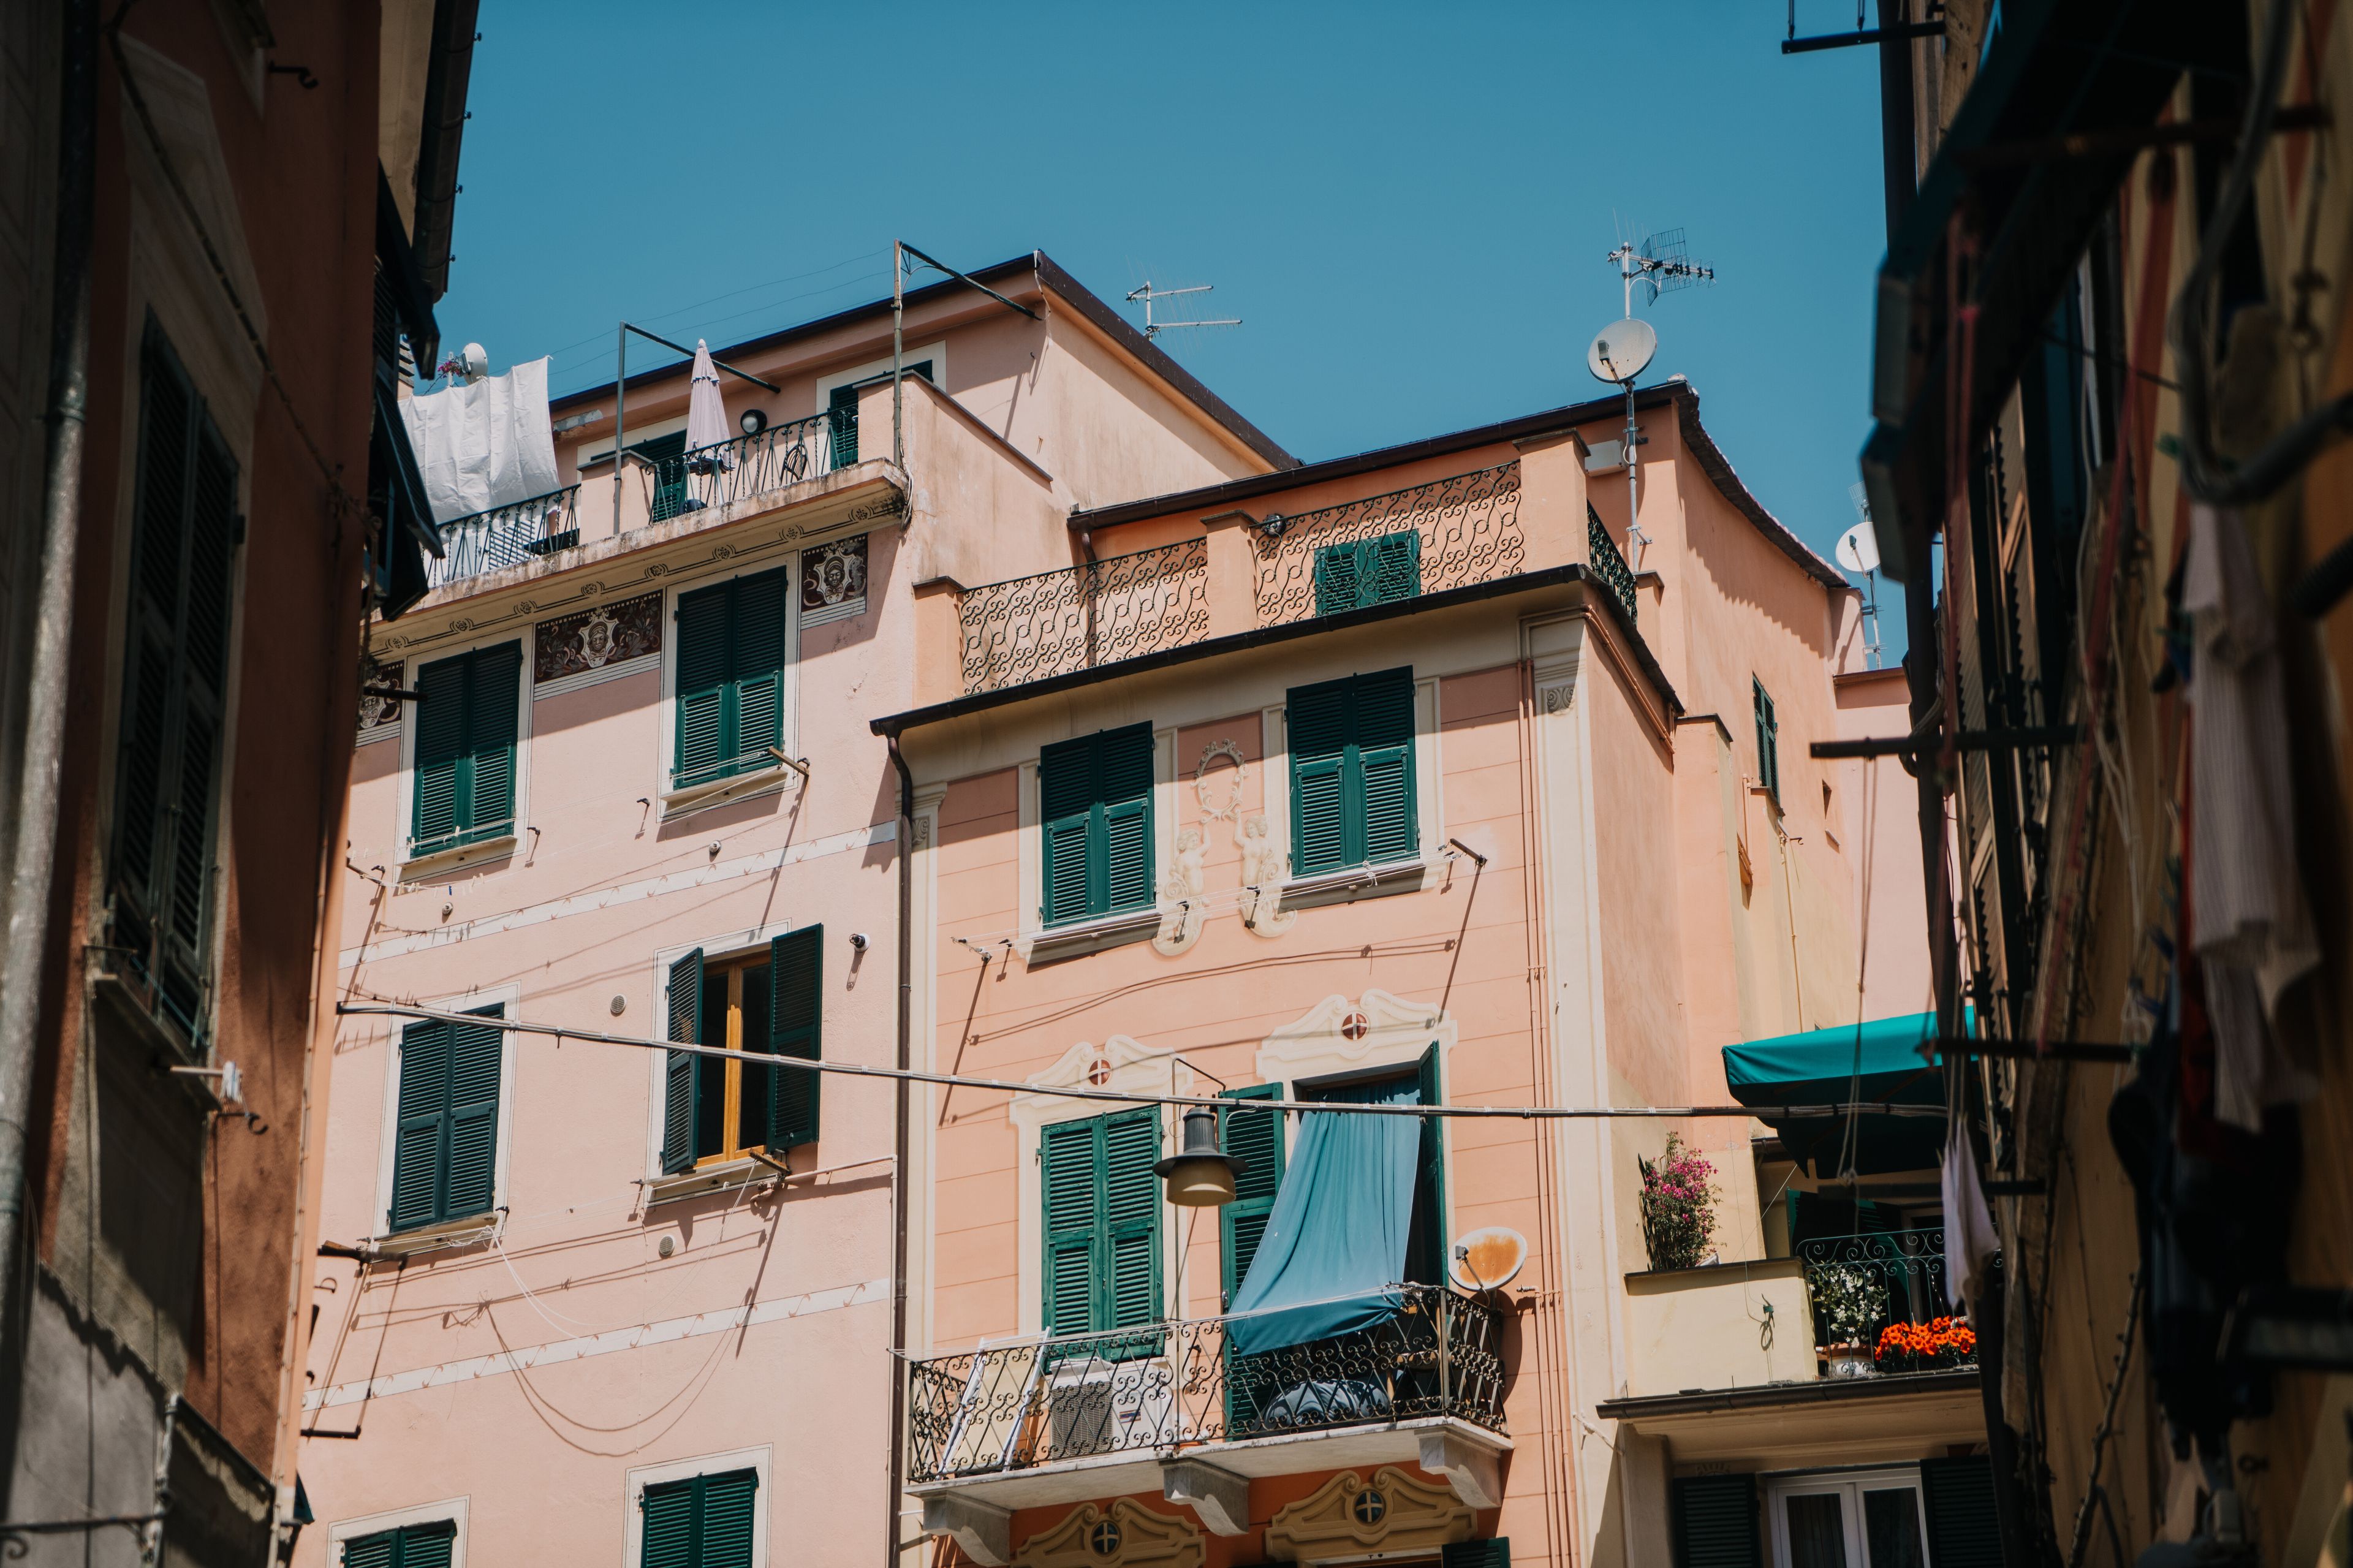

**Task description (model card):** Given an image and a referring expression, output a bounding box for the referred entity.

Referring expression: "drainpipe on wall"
[885,737,916,1568]
[0,0,97,1397]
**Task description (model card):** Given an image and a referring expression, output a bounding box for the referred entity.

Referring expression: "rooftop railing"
[639,407,838,523]
[904,1284,1505,1484]
[1251,461,1524,627]
[1587,503,1637,624]
[428,486,582,589]
[958,537,1209,697]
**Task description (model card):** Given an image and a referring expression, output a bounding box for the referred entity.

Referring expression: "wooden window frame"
[693,950,771,1170]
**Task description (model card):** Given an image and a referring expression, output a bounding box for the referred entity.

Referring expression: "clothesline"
[335,1002,1948,1123]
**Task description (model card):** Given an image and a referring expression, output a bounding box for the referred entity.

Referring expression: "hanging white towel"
[2182,502,2319,1131]
[398,355,560,524]
[1941,1119,1998,1314]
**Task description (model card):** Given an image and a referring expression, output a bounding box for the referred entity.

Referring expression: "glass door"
[1767,1469,1928,1568]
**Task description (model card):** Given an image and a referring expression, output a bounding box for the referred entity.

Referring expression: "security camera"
[849,932,871,952]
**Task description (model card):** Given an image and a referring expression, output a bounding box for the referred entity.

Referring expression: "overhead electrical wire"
[336,1001,1946,1124]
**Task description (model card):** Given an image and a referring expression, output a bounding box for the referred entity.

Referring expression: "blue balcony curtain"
[1227,1081,1419,1355]
[1721,1012,1956,1176]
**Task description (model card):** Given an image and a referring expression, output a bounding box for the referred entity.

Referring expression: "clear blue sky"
[439,1,1904,651]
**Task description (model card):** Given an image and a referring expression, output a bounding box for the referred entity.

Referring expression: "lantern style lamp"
[1154,1107,1245,1207]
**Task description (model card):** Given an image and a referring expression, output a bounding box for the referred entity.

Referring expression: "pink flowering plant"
[1638,1132,1719,1271]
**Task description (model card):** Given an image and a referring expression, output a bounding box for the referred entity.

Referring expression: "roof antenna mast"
[1585,227,1716,570]
[1125,280,1240,341]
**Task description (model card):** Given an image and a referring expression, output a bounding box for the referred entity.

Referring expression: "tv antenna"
[1586,228,1717,569]
[1126,281,1240,341]
[1837,483,1884,668]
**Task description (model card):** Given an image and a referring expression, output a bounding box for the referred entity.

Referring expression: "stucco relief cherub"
[1153,825,1207,955]
[1237,812,1295,937]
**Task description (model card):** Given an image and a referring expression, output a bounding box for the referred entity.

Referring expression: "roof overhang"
[1860,0,2219,585]
[1597,1369,1985,1466]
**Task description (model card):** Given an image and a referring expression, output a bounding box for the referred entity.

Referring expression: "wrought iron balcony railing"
[958,537,1209,697]
[905,1285,1506,1483]
[638,408,838,524]
[428,485,583,589]
[1252,463,1525,627]
[1587,503,1637,624]
[1797,1227,1968,1358]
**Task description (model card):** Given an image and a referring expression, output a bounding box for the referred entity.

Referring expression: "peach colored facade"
[886,380,1952,1568]
[298,257,1289,1567]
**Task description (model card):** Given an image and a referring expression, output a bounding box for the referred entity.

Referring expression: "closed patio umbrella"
[682,341,732,506]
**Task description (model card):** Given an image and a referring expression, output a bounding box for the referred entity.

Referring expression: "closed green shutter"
[698,1469,759,1568]
[341,1521,453,1568]
[1672,1474,1760,1568]
[634,431,689,523]
[673,566,792,790]
[1037,725,1155,925]
[1753,679,1780,801]
[661,949,703,1175]
[829,382,860,468]
[341,1532,396,1568]
[1920,1458,2003,1568]
[641,1469,758,1568]
[1313,531,1420,615]
[388,1007,502,1232]
[1411,1042,1447,1285]
[1287,667,1417,876]
[640,1477,697,1568]
[1219,1085,1286,1305]
[1441,1542,1511,1568]
[1040,1108,1162,1336]
[411,642,520,854]
[112,320,240,1042]
[767,925,822,1148]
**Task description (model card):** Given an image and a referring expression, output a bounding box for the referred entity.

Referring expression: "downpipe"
[885,738,915,1567]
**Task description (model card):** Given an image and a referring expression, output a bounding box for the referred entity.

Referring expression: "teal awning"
[1722,1012,1949,1176]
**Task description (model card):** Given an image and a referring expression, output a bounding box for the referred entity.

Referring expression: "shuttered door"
[1920,1457,2003,1568]
[1288,668,1417,876]
[112,321,240,1040]
[387,1007,503,1231]
[1441,1542,1511,1568]
[411,643,520,853]
[1221,1083,1285,1430]
[1040,1108,1162,1336]
[661,949,703,1174]
[767,925,822,1148]
[673,567,792,790]
[1672,1474,1760,1568]
[829,382,860,468]
[1037,725,1155,925]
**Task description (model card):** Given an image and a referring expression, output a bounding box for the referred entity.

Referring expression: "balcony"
[1797,1228,1976,1372]
[424,409,841,593]
[958,538,1208,695]
[1249,462,1525,626]
[904,1286,1510,1554]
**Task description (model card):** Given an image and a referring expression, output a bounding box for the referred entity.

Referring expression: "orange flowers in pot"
[1873,1316,1977,1369]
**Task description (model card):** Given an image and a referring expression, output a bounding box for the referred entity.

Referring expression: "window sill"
[661,763,795,823]
[1019,906,1163,966]
[1278,858,1428,912]
[371,1210,499,1258]
[645,1156,779,1206]
[400,833,517,881]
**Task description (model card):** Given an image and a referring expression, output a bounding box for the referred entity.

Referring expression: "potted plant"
[1805,1262,1890,1377]
[1873,1316,1977,1373]
[1637,1134,1719,1271]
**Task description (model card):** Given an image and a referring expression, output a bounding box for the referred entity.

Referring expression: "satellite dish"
[457,343,489,382]
[1836,520,1881,577]
[1449,1225,1528,1292]
[1586,317,1657,385]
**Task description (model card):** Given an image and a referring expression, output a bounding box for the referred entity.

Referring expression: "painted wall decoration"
[357,653,403,738]
[1262,1466,1473,1562]
[1014,1499,1202,1568]
[801,532,868,627]
[534,591,662,683]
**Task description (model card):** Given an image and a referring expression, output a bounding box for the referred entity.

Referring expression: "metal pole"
[613,322,624,537]
[891,241,904,474]
[0,0,96,1418]
[1624,380,1643,569]
[884,740,915,1568]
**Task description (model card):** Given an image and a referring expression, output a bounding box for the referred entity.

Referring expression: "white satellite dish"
[1836,520,1882,577]
[1449,1225,1528,1292]
[1586,317,1657,385]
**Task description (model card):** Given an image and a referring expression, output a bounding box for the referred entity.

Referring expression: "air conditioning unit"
[1047,1358,1177,1457]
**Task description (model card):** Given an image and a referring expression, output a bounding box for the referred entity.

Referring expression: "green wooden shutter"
[1920,1457,2003,1568]
[698,1469,759,1568]
[730,567,789,771]
[1102,1107,1162,1331]
[1288,678,1351,876]
[388,1018,449,1231]
[465,643,521,836]
[410,655,467,846]
[1753,679,1780,801]
[661,949,703,1175]
[1672,1474,1760,1568]
[1356,667,1418,866]
[1313,542,1362,615]
[1040,733,1099,926]
[640,1477,697,1568]
[341,1530,396,1568]
[1098,725,1155,914]
[768,925,822,1148]
[411,644,519,853]
[1441,1542,1511,1568]
[1412,1042,1447,1285]
[675,584,731,787]
[829,382,860,467]
[395,1523,455,1568]
[1040,1118,1099,1336]
[1219,1085,1286,1305]
[442,1012,504,1219]
[1312,532,1419,615]
[635,431,689,523]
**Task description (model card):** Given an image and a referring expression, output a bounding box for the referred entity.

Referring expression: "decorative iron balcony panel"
[1797,1227,1975,1362]
[959,538,1210,696]
[428,485,583,589]
[903,1284,1505,1484]
[637,408,838,523]
[1587,504,1637,624]
[1252,463,1524,627]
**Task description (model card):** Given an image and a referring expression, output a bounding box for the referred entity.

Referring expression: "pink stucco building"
[303,253,1965,1568]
